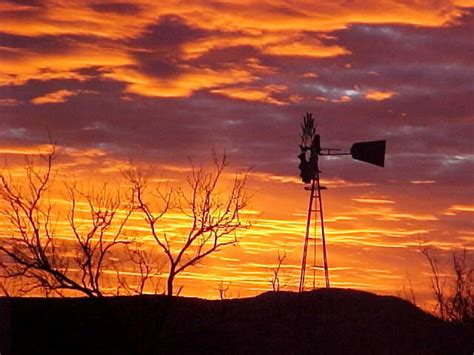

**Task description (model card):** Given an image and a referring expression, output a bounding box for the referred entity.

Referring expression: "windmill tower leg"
[299,169,330,291]
[315,169,330,288]
[299,179,316,292]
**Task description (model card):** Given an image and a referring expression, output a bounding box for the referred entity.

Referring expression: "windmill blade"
[300,113,316,148]
[350,140,386,167]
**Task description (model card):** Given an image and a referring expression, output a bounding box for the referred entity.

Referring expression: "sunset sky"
[0,0,473,303]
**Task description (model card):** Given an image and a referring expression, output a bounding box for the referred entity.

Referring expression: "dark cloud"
[132,15,208,48]
[324,10,474,67]
[0,1,45,19]
[72,66,111,77]
[4,0,44,6]
[1,1,473,300]
[0,32,118,57]
[128,15,210,78]
[0,76,123,102]
[0,32,74,54]
[129,53,182,78]
[192,45,260,68]
[236,11,474,159]
[0,6,472,193]
[89,2,142,15]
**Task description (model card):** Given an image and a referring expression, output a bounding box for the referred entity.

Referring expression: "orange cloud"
[107,66,255,98]
[0,98,21,106]
[445,204,474,215]
[410,180,437,184]
[1,1,467,39]
[212,85,290,105]
[332,95,352,103]
[31,90,77,105]
[352,197,395,204]
[0,0,472,302]
[0,42,131,86]
[262,39,349,58]
[61,147,107,158]
[0,144,55,155]
[0,0,469,103]
[252,172,375,188]
[365,90,397,101]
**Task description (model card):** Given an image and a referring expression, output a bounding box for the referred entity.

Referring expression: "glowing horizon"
[0,1,472,309]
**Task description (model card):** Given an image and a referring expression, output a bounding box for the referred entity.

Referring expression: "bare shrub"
[419,242,473,323]
[270,249,288,292]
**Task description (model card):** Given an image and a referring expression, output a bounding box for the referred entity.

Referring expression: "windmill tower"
[297,113,386,291]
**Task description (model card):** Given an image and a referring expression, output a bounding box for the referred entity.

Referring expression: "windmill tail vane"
[297,112,386,292]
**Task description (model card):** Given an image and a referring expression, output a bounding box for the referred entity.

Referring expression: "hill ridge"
[1,288,472,354]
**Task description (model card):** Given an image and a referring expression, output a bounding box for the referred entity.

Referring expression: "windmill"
[297,113,386,291]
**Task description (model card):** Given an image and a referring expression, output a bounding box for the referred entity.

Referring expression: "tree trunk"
[167,267,175,296]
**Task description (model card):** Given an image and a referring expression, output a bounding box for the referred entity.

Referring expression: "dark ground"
[0,288,472,355]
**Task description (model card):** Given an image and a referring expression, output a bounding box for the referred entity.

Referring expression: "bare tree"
[400,272,417,306]
[449,249,473,322]
[65,183,132,296]
[114,242,163,295]
[0,150,132,297]
[419,242,473,322]
[128,153,250,296]
[214,280,232,300]
[0,279,11,297]
[420,243,446,319]
[270,249,287,292]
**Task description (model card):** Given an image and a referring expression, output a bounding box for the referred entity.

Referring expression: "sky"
[0,0,473,302]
